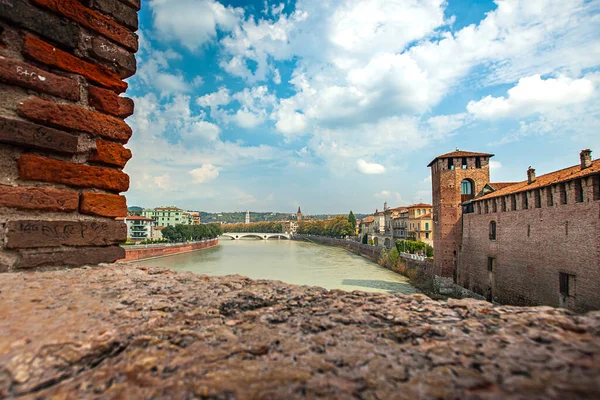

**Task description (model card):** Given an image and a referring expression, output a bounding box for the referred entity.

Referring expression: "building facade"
[430,149,600,312]
[407,204,433,246]
[142,206,186,227]
[117,216,155,241]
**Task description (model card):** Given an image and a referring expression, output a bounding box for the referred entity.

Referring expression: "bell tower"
[297,206,302,222]
[428,150,494,280]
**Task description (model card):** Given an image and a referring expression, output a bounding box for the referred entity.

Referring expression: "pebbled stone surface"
[0,264,598,399]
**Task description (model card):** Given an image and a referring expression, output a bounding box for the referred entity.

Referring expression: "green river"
[136,238,417,294]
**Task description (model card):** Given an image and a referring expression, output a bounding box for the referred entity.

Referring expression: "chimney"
[527,167,536,184]
[580,149,592,169]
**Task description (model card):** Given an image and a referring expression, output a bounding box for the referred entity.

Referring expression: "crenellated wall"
[0,0,140,270]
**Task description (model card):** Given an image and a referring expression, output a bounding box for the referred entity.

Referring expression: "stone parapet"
[0,264,598,398]
[0,0,139,270]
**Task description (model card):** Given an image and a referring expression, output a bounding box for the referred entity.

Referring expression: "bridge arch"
[220,232,292,241]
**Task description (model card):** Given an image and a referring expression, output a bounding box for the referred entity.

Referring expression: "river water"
[136,238,418,294]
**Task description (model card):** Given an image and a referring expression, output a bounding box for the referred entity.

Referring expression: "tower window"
[461,157,468,169]
[575,179,584,203]
[511,194,517,211]
[491,199,497,212]
[547,186,554,206]
[522,192,529,209]
[484,201,489,214]
[475,156,481,169]
[448,157,454,170]
[559,183,567,204]
[501,197,507,212]
[489,221,497,240]
[461,179,473,195]
[593,175,600,201]
[534,189,541,208]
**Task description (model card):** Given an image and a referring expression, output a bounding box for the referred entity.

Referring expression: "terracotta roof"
[360,216,375,224]
[489,182,518,190]
[408,203,432,208]
[417,213,432,219]
[476,158,600,201]
[385,206,407,213]
[154,206,182,211]
[428,150,494,167]
[154,226,165,231]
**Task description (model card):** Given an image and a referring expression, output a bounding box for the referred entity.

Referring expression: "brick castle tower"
[428,150,493,280]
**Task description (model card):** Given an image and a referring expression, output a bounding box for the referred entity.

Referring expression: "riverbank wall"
[119,239,219,262]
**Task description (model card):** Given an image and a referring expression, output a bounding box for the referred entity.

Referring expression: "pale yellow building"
[407,203,434,246]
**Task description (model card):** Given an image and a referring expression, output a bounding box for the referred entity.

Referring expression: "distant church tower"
[297,206,302,222]
[428,150,493,281]
[245,210,250,224]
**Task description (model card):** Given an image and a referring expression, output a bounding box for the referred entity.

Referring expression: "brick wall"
[459,175,600,312]
[120,239,220,262]
[0,0,139,270]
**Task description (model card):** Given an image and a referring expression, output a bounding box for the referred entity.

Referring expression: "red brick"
[0,55,80,101]
[0,185,79,212]
[80,192,127,217]
[5,220,127,248]
[23,35,127,93]
[88,86,134,118]
[32,0,138,52]
[89,139,131,168]
[18,246,125,268]
[92,0,138,31]
[0,117,79,154]
[90,37,136,79]
[0,0,80,50]
[118,0,140,11]
[18,154,129,192]
[18,97,132,143]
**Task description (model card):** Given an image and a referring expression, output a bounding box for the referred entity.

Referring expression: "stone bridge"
[221,232,292,240]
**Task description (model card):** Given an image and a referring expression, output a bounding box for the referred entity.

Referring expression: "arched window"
[489,221,497,240]
[461,179,474,195]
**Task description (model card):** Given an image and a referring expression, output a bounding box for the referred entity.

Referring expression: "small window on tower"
[492,199,497,213]
[511,194,517,211]
[489,221,497,240]
[501,197,507,212]
[448,157,454,170]
[547,186,554,206]
[462,157,468,169]
[522,192,529,209]
[534,189,541,208]
[475,156,481,169]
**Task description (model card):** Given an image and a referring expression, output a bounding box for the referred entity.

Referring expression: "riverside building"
[429,149,600,312]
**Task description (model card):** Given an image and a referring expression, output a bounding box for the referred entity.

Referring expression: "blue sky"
[124,0,600,214]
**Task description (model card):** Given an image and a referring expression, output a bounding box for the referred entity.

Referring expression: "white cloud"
[150,0,242,51]
[192,76,205,87]
[489,161,503,170]
[197,87,231,109]
[154,174,172,190]
[357,159,386,174]
[189,164,220,184]
[467,75,595,119]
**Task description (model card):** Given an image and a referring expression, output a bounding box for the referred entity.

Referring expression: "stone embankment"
[1,264,599,399]
[119,238,219,262]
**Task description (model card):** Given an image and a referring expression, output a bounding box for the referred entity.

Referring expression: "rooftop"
[476,157,600,201]
[428,150,494,167]
[117,216,154,221]
[408,203,432,209]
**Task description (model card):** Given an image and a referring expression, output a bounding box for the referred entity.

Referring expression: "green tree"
[348,211,357,234]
